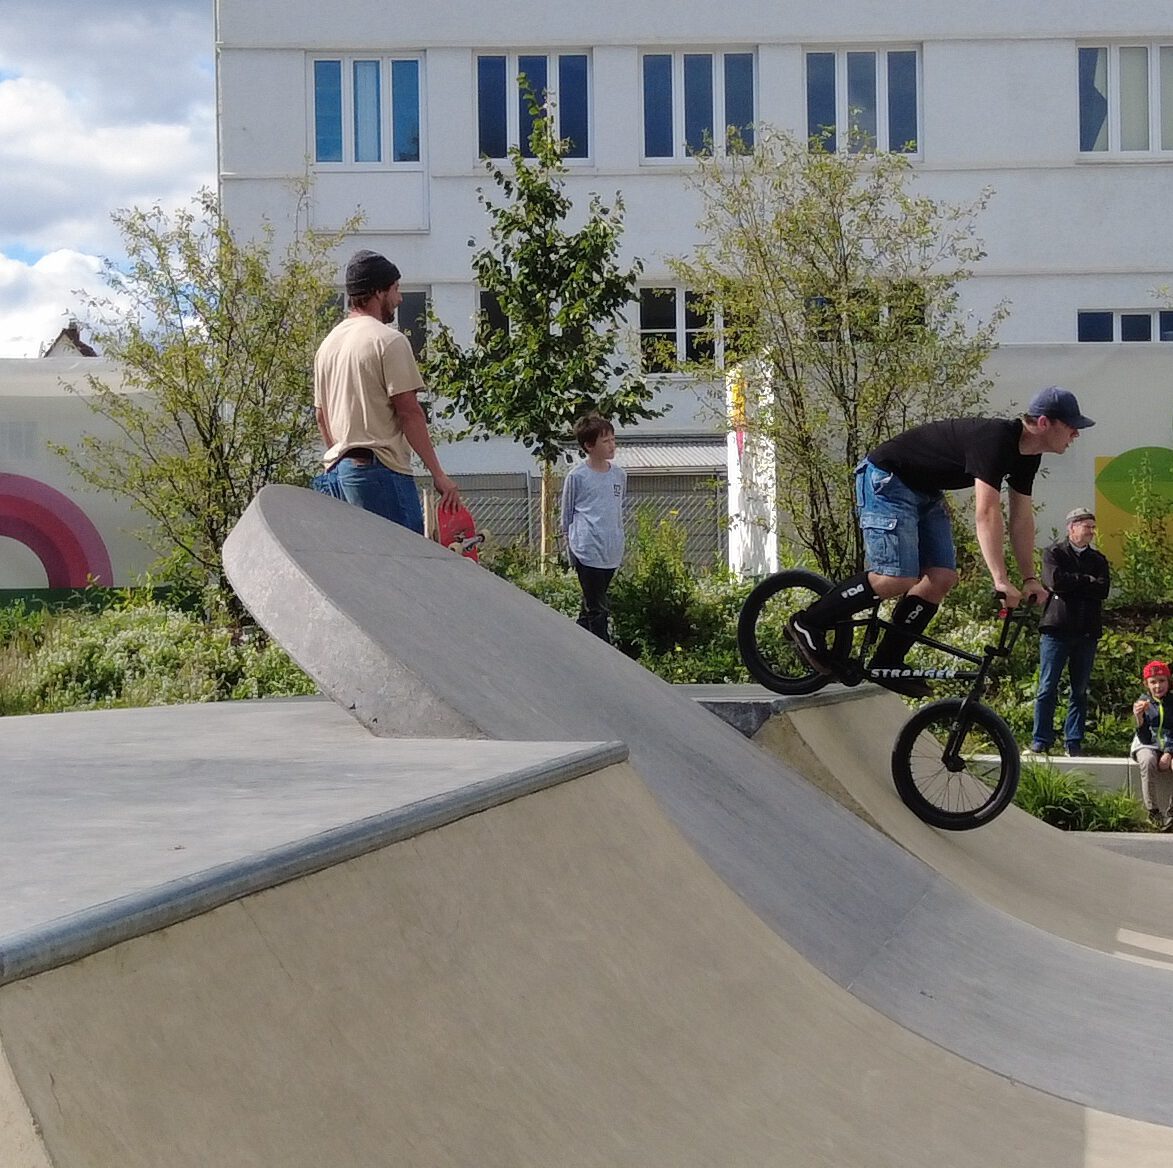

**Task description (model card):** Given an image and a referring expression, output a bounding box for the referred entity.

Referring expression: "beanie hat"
[1143,660,1171,680]
[345,250,401,296]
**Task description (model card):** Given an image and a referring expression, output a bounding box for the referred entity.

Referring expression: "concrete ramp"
[756,688,1173,966]
[2,733,1171,1166]
[216,485,1173,1128]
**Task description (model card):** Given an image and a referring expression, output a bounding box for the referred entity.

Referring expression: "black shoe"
[870,672,933,699]
[1065,742,1083,757]
[786,613,838,676]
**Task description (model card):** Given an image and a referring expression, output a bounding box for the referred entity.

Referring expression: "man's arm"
[1047,546,1110,597]
[390,390,461,511]
[560,470,575,536]
[1007,488,1047,604]
[1086,550,1111,599]
[314,406,333,449]
[973,479,1017,603]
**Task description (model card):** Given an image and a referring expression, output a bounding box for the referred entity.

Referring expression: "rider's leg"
[869,568,956,668]
[789,461,921,673]
[786,571,890,674]
[867,487,957,670]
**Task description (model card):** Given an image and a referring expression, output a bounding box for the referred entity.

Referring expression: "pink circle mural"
[0,474,114,588]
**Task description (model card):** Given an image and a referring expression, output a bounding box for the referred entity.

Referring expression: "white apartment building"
[214,1,1173,557]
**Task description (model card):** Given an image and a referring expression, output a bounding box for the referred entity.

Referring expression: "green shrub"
[610,513,697,659]
[0,600,315,715]
[485,511,752,683]
[1013,761,1149,831]
[0,599,48,651]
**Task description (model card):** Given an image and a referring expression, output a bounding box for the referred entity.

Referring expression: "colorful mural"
[1094,446,1173,565]
[0,473,114,588]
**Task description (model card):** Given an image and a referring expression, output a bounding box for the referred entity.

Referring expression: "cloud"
[0,250,107,357]
[0,0,215,356]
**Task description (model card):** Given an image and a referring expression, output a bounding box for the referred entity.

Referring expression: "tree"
[671,125,1006,578]
[424,95,659,563]
[55,186,356,613]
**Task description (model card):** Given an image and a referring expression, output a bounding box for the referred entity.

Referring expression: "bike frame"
[850,598,1038,771]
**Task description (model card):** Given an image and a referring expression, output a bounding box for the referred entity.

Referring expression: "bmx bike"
[737,568,1037,831]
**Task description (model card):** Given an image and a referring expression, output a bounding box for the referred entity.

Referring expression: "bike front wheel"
[737,569,852,695]
[890,698,1020,830]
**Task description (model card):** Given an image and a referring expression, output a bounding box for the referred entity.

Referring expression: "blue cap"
[1026,386,1095,429]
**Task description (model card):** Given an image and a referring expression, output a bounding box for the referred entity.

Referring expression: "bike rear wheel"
[737,569,852,695]
[891,698,1020,830]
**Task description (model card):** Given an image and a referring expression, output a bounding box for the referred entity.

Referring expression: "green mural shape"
[1095,445,1173,513]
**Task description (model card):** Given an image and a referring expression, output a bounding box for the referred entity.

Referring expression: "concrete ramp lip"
[0,697,624,987]
[220,485,1173,1125]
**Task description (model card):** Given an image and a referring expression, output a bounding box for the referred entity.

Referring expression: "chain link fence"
[422,471,728,568]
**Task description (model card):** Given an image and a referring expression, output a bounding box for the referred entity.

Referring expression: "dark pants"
[574,562,616,643]
[1032,632,1098,750]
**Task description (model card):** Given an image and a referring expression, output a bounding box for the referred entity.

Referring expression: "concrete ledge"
[686,684,1140,794]
[677,682,875,737]
[0,736,626,987]
[1019,753,1140,795]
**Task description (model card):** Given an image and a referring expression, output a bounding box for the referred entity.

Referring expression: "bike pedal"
[837,661,864,687]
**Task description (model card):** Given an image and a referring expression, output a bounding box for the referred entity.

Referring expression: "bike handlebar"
[989,590,1051,654]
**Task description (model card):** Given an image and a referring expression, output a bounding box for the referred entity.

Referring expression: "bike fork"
[941,689,987,772]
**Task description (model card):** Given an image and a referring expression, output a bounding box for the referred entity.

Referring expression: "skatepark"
[3,483,1173,1165]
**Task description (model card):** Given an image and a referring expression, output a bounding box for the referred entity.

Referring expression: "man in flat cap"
[1029,505,1110,756]
[312,249,460,530]
[787,386,1095,698]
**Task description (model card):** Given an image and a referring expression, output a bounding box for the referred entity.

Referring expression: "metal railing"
[421,472,728,568]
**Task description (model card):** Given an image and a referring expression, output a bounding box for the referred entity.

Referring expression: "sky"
[0,0,215,357]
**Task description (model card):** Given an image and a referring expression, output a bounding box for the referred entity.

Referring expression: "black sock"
[802,572,880,630]
[871,596,939,667]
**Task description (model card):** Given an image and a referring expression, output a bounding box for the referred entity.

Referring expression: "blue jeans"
[854,461,956,578]
[1032,632,1098,749]
[312,456,424,534]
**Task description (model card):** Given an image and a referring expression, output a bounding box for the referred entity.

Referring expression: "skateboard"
[433,502,485,562]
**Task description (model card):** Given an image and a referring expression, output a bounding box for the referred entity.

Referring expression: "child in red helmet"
[1133,660,1173,829]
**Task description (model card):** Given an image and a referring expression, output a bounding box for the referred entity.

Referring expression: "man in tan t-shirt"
[312,249,460,533]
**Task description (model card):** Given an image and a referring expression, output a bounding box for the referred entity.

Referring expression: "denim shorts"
[854,460,955,578]
[312,456,424,535]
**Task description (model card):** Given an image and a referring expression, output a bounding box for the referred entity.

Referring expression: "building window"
[476,53,590,159]
[805,48,919,153]
[638,288,712,371]
[476,290,511,358]
[312,57,421,164]
[804,283,925,344]
[397,291,429,360]
[642,51,755,160]
[1080,44,1173,152]
[1077,309,1173,342]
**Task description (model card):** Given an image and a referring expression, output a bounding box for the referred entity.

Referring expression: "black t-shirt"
[868,417,1041,495]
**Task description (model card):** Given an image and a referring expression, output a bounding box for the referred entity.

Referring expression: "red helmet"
[1143,660,1171,680]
